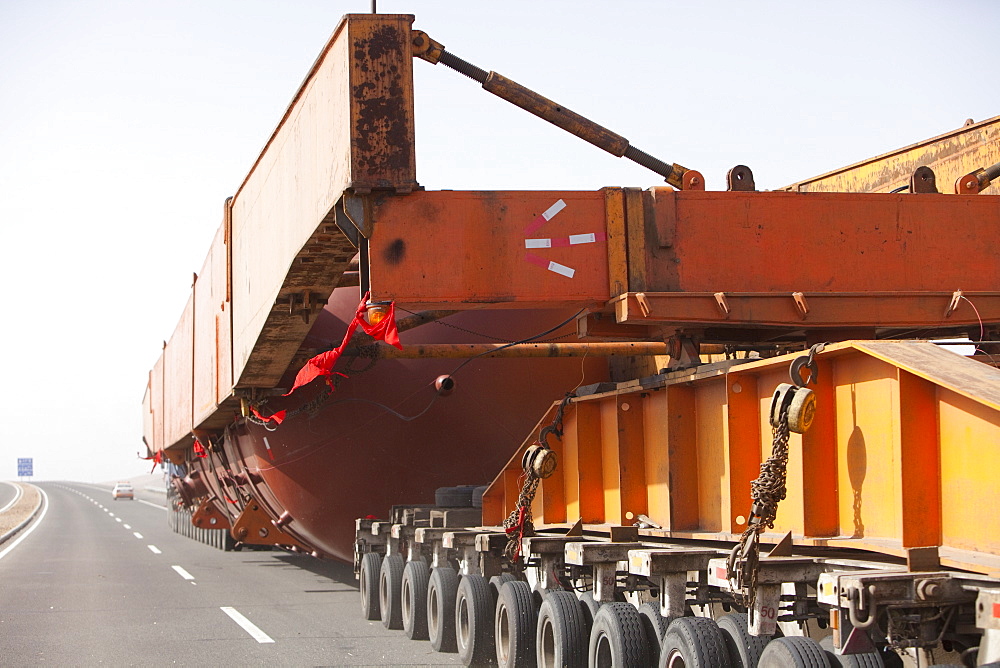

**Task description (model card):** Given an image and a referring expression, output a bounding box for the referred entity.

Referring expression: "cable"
[446,309,586,377]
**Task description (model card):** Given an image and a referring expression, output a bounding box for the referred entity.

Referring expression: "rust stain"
[352,25,413,178]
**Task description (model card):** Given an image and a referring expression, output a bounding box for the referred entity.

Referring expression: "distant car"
[112,482,134,500]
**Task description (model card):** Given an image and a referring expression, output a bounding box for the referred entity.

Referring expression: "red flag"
[253,292,403,424]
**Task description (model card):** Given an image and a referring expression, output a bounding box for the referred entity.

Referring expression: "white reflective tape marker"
[172,565,195,580]
[569,233,597,245]
[542,199,566,221]
[548,261,575,279]
[524,238,552,249]
[221,607,275,644]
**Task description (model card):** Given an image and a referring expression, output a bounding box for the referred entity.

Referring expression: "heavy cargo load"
[144,12,1000,667]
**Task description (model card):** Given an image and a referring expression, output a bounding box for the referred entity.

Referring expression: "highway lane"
[0,480,20,513]
[0,482,461,666]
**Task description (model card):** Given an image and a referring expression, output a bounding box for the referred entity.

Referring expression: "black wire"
[889,185,909,194]
[447,309,586,377]
[309,309,586,423]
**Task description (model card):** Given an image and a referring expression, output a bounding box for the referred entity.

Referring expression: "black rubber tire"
[495,580,537,668]
[379,554,404,630]
[456,574,494,666]
[402,560,430,640]
[359,552,382,621]
[819,635,884,668]
[588,602,648,668]
[436,486,475,507]
[719,612,772,667]
[536,590,586,668]
[472,486,488,509]
[428,567,460,653]
[489,574,517,606]
[579,591,601,637]
[638,601,672,666]
[758,636,831,668]
[660,616,733,668]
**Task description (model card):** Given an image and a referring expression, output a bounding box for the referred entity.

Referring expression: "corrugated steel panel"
[484,341,1000,576]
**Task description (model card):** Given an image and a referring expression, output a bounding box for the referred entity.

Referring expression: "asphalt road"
[0,482,461,666]
[0,480,19,513]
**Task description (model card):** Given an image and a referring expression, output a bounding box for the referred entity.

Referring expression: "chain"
[730,405,791,617]
[502,473,541,562]
[246,382,337,427]
[502,392,575,563]
[539,392,574,448]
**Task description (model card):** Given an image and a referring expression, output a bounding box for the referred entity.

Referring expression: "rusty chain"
[729,389,793,618]
[503,392,575,563]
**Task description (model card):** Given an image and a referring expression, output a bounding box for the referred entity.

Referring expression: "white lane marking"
[172,565,195,580]
[137,499,167,511]
[133,532,144,539]
[115,518,122,523]
[109,513,115,518]
[147,545,162,554]
[0,482,23,513]
[123,524,131,530]
[0,488,49,562]
[220,607,275,644]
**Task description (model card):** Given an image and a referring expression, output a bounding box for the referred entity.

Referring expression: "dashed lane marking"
[172,565,195,580]
[221,607,275,644]
[133,532,144,539]
[148,545,162,554]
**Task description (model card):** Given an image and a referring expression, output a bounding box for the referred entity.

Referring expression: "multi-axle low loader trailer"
[141,11,1000,668]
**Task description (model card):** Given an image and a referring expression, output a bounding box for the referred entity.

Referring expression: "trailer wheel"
[536,590,586,668]
[719,612,772,667]
[359,552,382,620]
[402,560,430,640]
[638,601,673,665]
[489,573,517,606]
[758,636,830,668]
[660,616,732,668]
[456,574,494,666]
[428,567,460,653]
[579,591,601,636]
[379,554,404,630]
[495,580,537,668]
[589,602,648,668]
[819,635,885,668]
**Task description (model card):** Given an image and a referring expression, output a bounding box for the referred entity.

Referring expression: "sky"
[0,0,997,482]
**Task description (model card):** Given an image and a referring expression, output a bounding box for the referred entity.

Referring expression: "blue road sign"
[17,458,33,477]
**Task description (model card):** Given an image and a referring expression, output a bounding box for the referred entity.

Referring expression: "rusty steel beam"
[782,115,1000,194]
[352,341,668,359]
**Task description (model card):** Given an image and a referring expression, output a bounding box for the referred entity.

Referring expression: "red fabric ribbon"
[253,292,402,425]
[192,440,208,458]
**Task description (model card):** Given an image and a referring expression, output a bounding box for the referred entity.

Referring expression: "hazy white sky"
[1,1,997,482]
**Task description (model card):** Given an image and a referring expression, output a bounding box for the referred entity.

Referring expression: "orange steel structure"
[481,341,1000,577]
[368,188,1000,340]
